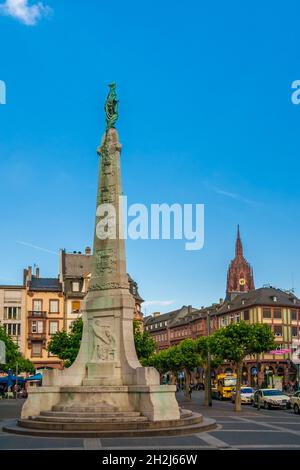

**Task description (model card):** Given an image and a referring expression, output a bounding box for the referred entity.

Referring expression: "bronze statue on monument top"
[105,82,118,131]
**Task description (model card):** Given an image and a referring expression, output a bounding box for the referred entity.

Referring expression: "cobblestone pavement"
[0,392,300,449]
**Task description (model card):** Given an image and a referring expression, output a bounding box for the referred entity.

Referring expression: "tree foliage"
[47,317,83,368]
[0,325,35,374]
[133,321,156,362]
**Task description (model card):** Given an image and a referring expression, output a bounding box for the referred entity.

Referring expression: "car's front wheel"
[294,403,300,415]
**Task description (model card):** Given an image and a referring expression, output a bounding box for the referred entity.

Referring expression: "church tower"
[226,225,255,298]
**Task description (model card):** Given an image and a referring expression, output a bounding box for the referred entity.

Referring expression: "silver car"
[253,388,290,409]
[290,390,300,414]
[231,386,254,404]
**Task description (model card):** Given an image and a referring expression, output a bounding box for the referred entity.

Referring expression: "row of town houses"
[0,247,143,370]
[1,227,300,387]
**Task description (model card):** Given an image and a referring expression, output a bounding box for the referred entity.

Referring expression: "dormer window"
[72,282,80,292]
[272,296,277,302]
[241,300,246,305]
[227,304,231,310]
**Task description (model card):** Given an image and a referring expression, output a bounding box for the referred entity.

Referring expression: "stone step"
[52,405,118,413]
[41,410,142,418]
[7,415,217,438]
[18,412,203,432]
[31,415,148,424]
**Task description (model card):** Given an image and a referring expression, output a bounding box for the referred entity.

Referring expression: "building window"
[49,300,59,314]
[263,308,271,319]
[5,323,20,336]
[235,313,240,323]
[33,299,42,311]
[291,310,297,321]
[31,321,43,333]
[243,310,250,321]
[221,317,228,327]
[49,322,58,335]
[273,308,282,319]
[4,307,21,320]
[71,301,81,313]
[274,325,282,337]
[292,326,298,337]
[31,342,42,357]
[72,282,80,292]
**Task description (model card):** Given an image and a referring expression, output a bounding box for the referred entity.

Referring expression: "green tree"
[133,321,156,362]
[210,322,276,411]
[146,339,201,398]
[195,336,222,406]
[47,317,83,367]
[0,325,34,374]
[178,339,201,400]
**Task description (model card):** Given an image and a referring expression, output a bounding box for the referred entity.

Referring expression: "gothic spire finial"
[235,224,243,257]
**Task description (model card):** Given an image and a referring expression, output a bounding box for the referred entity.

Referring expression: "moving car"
[231,386,254,404]
[290,390,300,414]
[253,388,290,409]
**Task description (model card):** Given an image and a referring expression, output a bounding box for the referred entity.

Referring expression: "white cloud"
[0,0,52,26]
[143,300,175,308]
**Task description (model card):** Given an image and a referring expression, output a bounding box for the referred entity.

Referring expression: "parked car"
[231,386,254,404]
[290,390,300,414]
[253,388,290,409]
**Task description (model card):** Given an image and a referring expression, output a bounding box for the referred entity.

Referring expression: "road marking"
[230,415,300,437]
[237,444,300,449]
[196,432,232,449]
[214,429,281,432]
[83,438,102,449]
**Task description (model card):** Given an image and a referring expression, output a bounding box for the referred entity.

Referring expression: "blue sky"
[1,0,300,314]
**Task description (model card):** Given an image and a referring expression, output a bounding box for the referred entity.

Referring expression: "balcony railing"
[28,311,47,318]
[28,332,46,341]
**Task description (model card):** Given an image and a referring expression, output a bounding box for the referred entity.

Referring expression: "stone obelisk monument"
[20,84,181,423]
[5,85,215,436]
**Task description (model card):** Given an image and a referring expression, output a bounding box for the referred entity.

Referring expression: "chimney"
[27,266,32,281]
[23,268,28,286]
[153,312,160,318]
[188,305,192,314]
[35,266,40,278]
[85,246,92,255]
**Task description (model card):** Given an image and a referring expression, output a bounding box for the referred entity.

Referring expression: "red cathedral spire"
[226,225,255,298]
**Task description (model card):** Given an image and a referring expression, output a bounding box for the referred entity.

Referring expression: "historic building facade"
[59,248,92,332]
[215,287,300,387]
[0,285,26,355]
[226,226,255,299]
[144,304,220,350]
[24,267,64,370]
